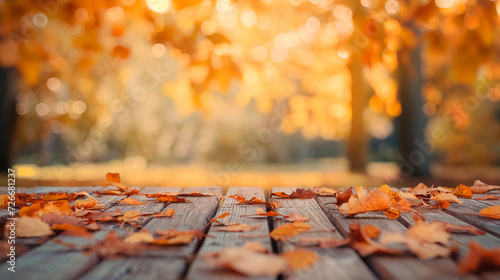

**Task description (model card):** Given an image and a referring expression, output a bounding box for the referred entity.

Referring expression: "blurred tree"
[0,0,499,173]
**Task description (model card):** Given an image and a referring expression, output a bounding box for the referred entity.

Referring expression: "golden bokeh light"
[147,0,170,14]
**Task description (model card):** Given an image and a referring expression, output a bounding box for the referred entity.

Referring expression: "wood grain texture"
[80,186,221,280]
[315,195,478,280]
[271,187,377,280]
[185,186,275,280]
[0,187,182,280]
[443,199,500,238]
[399,206,500,252]
[472,191,500,207]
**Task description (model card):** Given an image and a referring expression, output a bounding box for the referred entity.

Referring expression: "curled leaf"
[117,198,145,205]
[478,205,500,219]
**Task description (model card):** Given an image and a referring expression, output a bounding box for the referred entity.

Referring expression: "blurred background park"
[0,0,500,188]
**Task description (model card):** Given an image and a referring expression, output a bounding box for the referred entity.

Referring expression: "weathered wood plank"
[443,199,500,238]
[80,187,221,280]
[472,192,500,207]
[315,195,479,280]
[271,187,377,280]
[185,186,274,280]
[398,206,500,253]
[0,187,182,280]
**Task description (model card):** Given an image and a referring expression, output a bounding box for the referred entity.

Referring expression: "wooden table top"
[0,186,499,280]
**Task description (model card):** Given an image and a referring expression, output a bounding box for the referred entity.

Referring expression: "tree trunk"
[397,26,430,177]
[347,53,368,172]
[0,67,17,171]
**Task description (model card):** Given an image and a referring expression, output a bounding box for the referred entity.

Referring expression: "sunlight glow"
[147,0,170,14]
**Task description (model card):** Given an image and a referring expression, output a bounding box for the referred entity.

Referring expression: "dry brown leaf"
[15,217,55,237]
[313,187,339,196]
[409,183,430,196]
[432,200,451,209]
[363,225,381,239]
[55,231,146,258]
[335,187,353,206]
[153,209,175,218]
[294,237,344,247]
[51,223,87,232]
[242,208,282,217]
[145,193,189,203]
[339,188,391,216]
[164,190,220,197]
[15,193,36,207]
[105,172,131,192]
[379,215,455,259]
[117,210,141,226]
[399,191,423,206]
[19,203,44,217]
[272,188,318,199]
[241,241,269,253]
[348,223,402,257]
[152,229,204,245]
[117,198,145,205]
[450,184,473,199]
[285,213,311,222]
[86,222,101,231]
[438,223,485,235]
[474,195,500,201]
[384,208,400,219]
[268,201,282,210]
[270,222,311,241]
[106,172,121,183]
[205,247,288,277]
[470,180,500,194]
[124,230,155,244]
[81,209,124,222]
[95,189,140,196]
[380,232,452,259]
[41,213,84,227]
[19,201,72,217]
[218,223,261,232]
[406,220,450,245]
[381,185,410,208]
[74,197,105,209]
[430,193,463,204]
[206,212,231,227]
[0,194,9,209]
[478,205,500,219]
[282,249,319,270]
[458,242,500,274]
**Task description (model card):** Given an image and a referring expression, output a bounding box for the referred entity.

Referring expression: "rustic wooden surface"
[0,185,499,280]
[314,195,477,280]
[271,187,377,280]
[185,187,274,280]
